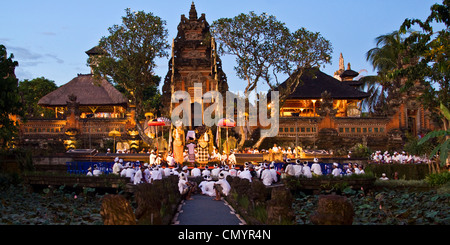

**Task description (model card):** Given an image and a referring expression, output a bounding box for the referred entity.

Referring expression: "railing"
[20,118,130,136]
[335,117,389,137]
[66,161,113,175]
[277,117,389,137]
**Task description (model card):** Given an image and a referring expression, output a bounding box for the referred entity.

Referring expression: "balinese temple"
[19,49,139,152]
[273,53,436,150]
[277,67,368,118]
[17,4,436,153]
[37,74,128,120]
[161,2,228,126]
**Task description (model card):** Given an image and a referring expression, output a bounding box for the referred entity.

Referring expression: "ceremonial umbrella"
[218,118,236,155]
[156,117,171,125]
[218,118,236,128]
[108,129,121,153]
[148,119,165,153]
[156,117,172,151]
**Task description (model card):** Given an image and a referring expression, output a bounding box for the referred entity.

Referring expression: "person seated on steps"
[178,172,196,200]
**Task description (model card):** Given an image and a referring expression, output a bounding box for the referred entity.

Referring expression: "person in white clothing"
[166,153,175,166]
[191,164,202,177]
[178,172,194,200]
[228,151,237,165]
[202,165,211,177]
[214,172,231,200]
[255,164,262,179]
[310,158,322,176]
[112,157,123,175]
[199,175,216,197]
[155,154,162,165]
[151,165,162,182]
[220,165,230,178]
[120,163,128,177]
[133,166,146,185]
[125,163,136,182]
[163,165,172,176]
[293,160,303,177]
[229,165,237,177]
[284,159,296,176]
[211,148,221,161]
[379,173,389,180]
[331,163,342,177]
[302,162,312,178]
[220,151,228,164]
[86,167,93,176]
[211,164,221,177]
[143,163,151,183]
[269,162,278,183]
[93,165,102,176]
[272,144,279,153]
[260,165,274,186]
[358,165,365,174]
[239,167,252,182]
[149,151,157,165]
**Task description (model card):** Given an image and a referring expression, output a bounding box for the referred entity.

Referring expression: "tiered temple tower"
[161,2,228,125]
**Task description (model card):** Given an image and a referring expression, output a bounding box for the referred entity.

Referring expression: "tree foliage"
[0,45,23,149]
[397,0,450,166]
[362,31,411,115]
[92,8,170,144]
[419,103,450,166]
[211,12,332,148]
[18,77,58,119]
[398,0,450,122]
[211,11,332,100]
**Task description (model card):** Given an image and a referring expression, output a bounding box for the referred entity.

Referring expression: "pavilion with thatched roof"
[38,74,128,119]
[275,67,369,118]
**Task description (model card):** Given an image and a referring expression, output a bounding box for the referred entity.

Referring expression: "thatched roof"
[38,74,127,107]
[275,68,369,100]
[85,46,106,56]
[340,69,359,79]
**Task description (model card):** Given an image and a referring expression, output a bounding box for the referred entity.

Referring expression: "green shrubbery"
[425,171,450,186]
[365,164,430,180]
[224,176,293,225]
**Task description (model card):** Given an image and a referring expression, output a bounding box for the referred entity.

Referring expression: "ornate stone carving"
[317,91,337,117]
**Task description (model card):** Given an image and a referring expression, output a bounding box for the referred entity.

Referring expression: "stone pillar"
[310,194,354,225]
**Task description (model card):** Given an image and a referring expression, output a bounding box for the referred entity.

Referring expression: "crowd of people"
[370,150,431,164]
[84,152,380,203]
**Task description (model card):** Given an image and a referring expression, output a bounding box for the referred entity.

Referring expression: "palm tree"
[366,31,407,72]
[361,30,411,115]
[358,75,389,115]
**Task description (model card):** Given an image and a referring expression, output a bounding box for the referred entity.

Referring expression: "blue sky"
[0,0,439,92]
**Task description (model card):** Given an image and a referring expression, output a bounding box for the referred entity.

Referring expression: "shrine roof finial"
[189,1,197,20]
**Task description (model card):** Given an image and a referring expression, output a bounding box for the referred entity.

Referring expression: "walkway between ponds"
[172,194,245,225]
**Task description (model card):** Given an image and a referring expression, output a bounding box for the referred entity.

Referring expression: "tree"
[0,45,23,149]
[362,31,411,116]
[419,103,450,167]
[398,0,449,125]
[400,0,450,167]
[114,75,162,117]
[18,77,58,119]
[211,12,332,148]
[91,9,170,145]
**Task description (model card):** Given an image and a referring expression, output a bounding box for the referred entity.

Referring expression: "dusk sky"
[0,0,440,93]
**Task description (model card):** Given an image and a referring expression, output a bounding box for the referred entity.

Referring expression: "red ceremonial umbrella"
[148,119,165,154]
[218,118,236,128]
[218,118,236,155]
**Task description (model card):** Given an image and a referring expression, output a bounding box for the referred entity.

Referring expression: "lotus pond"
[0,184,104,225]
[293,183,450,225]
[1,179,449,225]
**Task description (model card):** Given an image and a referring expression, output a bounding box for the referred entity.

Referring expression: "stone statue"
[172,125,185,164]
[317,91,337,117]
